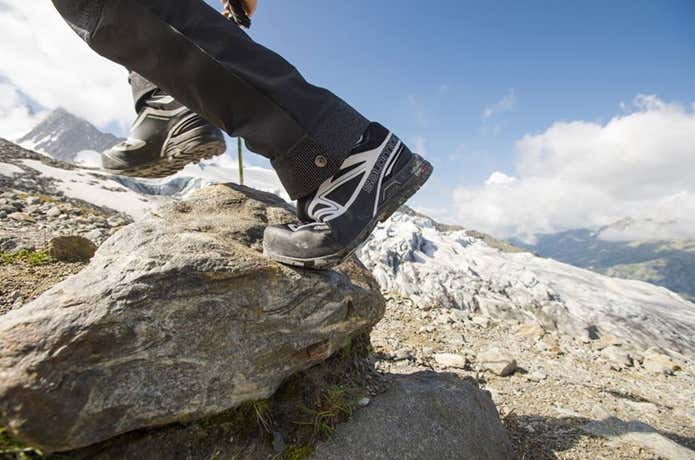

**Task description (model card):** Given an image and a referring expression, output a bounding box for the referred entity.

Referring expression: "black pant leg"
[50,0,368,199]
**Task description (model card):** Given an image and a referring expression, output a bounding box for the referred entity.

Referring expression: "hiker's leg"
[50,0,368,199]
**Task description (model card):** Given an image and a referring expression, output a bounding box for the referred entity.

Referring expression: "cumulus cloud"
[454,95,695,242]
[0,1,132,133]
[0,82,45,139]
[482,89,516,119]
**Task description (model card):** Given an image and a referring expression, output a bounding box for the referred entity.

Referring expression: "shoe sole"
[104,135,226,179]
[265,153,433,270]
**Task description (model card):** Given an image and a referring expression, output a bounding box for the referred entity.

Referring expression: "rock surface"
[582,405,695,460]
[314,372,514,460]
[0,184,385,453]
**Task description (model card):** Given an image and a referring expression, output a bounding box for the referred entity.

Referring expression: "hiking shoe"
[102,90,226,177]
[263,122,433,269]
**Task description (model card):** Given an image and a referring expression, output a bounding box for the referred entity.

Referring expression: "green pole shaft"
[237,137,244,186]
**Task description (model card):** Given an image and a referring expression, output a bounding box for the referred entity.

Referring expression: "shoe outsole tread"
[105,138,226,179]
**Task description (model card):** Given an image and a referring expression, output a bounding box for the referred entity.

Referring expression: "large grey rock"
[582,405,695,460]
[0,184,385,453]
[314,372,514,460]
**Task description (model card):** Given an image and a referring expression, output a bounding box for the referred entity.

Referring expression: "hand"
[222,0,257,21]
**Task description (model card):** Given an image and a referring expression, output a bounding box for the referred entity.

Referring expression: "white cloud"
[454,95,695,242]
[485,171,516,186]
[482,89,516,119]
[0,1,132,133]
[0,82,45,139]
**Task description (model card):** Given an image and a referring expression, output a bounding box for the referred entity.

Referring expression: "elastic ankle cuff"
[272,102,369,200]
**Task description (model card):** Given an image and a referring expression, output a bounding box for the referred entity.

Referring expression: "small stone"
[418,325,435,334]
[48,236,97,262]
[478,348,517,377]
[434,353,468,369]
[515,323,546,340]
[525,369,548,382]
[391,348,412,361]
[84,229,103,242]
[642,348,680,375]
[272,431,285,453]
[595,335,622,351]
[471,315,491,328]
[8,212,34,223]
[107,215,128,227]
[449,310,467,323]
[601,345,633,370]
[357,397,371,407]
[46,207,62,218]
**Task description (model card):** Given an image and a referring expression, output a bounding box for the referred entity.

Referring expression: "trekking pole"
[222,0,249,186]
[237,137,244,186]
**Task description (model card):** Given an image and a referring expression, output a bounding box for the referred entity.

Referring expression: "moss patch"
[0,427,44,460]
[0,250,53,266]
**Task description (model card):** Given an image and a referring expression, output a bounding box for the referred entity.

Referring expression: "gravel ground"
[0,260,86,315]
[372,294,695,459]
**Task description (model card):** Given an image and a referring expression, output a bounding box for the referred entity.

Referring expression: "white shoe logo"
[307,133,401,222]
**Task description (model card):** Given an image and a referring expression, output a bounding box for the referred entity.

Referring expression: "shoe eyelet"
[314,155,328,168]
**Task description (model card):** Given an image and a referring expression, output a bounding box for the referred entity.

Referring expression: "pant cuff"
[272,101,370,200]
[129,72,159,112]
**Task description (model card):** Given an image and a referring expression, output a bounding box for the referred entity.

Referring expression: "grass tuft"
[294,385,354,441]
[0,427,44,460]
[279,444,315,460]
[0,250,54,266]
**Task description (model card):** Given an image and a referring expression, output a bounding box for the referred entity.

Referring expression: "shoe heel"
[378,154,433,223]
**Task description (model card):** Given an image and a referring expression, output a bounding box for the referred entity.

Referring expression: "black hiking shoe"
[263,122,433,269]
[102,90,226,177]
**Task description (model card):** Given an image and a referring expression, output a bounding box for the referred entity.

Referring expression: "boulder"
[314,372,514,460]
[433,352,468,369]
[48,235,97,262]
[0,184,385,453]
[478,348,518,377]
[582,405,695,460]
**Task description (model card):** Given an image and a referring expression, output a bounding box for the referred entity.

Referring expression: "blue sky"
[211,0,694,209]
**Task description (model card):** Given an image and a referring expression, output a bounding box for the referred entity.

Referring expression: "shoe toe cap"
[263,223,339,259]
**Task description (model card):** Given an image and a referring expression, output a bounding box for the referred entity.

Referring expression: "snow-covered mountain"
[0,138,285,220]
[10,107,288,201]
[17,108,122,164]
[513,220,695,301]
[357,211,695,358]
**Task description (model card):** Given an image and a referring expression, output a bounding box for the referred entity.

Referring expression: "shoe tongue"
[297,194,314,223]
[143,90,179,110]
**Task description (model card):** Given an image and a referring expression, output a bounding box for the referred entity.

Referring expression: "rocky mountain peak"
[17,107,122,163]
